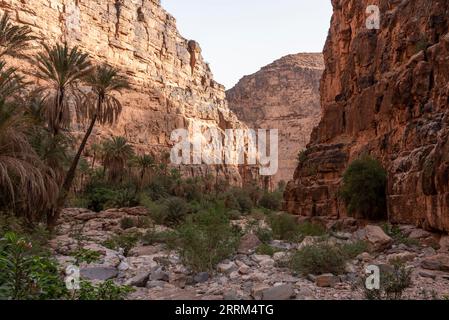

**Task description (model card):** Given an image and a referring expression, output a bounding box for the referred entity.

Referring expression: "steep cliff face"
[227,53,324,186]
[284,0,449,232]
[0,0,244,182]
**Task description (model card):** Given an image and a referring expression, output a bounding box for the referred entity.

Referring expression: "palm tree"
[102,136,134,182]
[0,99,58,223]
[133,154,155,188]
[35,43,92,136]
[0,12,34,59]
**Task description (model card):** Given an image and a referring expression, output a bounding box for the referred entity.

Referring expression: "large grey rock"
[261,284,295,300]
[194,272,209,284]
[125,271,151,287]
[150,267,169,282]
[80,267,118,281]
[421,254,449,272]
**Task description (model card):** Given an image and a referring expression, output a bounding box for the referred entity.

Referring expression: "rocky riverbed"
[50,207,449,300]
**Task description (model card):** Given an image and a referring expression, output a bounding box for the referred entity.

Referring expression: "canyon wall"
[284,0,449,232]
[0,0,245,182]
[227,53,324,186]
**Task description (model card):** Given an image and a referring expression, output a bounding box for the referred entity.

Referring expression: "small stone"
[217,261,237,274]
[238,266,250,275]
[117,261,130,271]
[356,252,372,262]
[315,274,338,288]
[193,272,209,284]
[387,252,417,263]
[251,284,270,300]
[261,284,295,300]
[150,268,169,282]
[229,271,240,280]
[409,229,431,240]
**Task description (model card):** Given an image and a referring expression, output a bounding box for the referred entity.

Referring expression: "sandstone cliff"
[284,0,449,233]
[0,0,245,182]
[227,53,324,186]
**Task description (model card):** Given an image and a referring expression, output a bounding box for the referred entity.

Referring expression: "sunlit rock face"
[284,0,449,232]
[1,0,248,182]
[227,53,324,186]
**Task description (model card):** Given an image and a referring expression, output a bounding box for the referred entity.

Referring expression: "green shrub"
[297,222,326,237]
[107,186,139,208]
[120,217,135,230]
[103,232,140,256]
[290,243,347,275]
[269,213,301,242]
[256,243,279,256]
[340,155,387,220]
[176,208,240,272]
[141,228,177,248]
[340,241,369,259]
[255,227,273,244]
[161,197,190,226]
[71,248,101,265]
[76,280,134,300]
[0,232,67,300]
[364,261,413,300]
[259,192,282,211]
[224,188,253,213]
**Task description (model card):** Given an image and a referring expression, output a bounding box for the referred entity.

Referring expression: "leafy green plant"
[340,155,387,220]
[340,241,369,259]
[256,243,280,256]
[0,232,67,300]
[76,280,133,300]
[255,226,273,244]
[103,232,140,256]
[297,222,327,237]
[176,208,240,272]
[71,248,101,265]
[120,217,135,230]
[141,228,177,248]
[259,191,282,211]
[269,213,301,242]
[290,243,347,275]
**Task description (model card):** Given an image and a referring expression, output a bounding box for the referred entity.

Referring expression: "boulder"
[125,271,151,287]
[217,261,238,274]
[353,225,392,252]
[421,254,449,272]
[238,233,262,254]
[80,267,118,281]
[194,272,209,284]
[150,267,170,282]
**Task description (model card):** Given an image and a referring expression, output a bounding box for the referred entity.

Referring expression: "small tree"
[340,155,387,220]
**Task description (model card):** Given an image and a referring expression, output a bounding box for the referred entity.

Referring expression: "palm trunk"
[47,98,102,229]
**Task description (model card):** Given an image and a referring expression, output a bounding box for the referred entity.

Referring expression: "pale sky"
[162,0,333,89]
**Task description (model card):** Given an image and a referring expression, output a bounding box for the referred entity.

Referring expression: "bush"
[103,232,140,256]
[107,186,139,208]
[255,227,273,244]
[269,213,301,242]
[340,241,369,259]
[364,261,413,300]
[297,222,327,237]
[0,232,67,300]
[160,197,190,226]
[259,192,282,211]
[71,248,101,265]
[120,217,135,230]
[141,228,177,248]
[224,188,253,213]
[290,243,347,275]
[340,155,387,220]
[176,208,240,272]
[256,244,279,256]
[76,280,134,300]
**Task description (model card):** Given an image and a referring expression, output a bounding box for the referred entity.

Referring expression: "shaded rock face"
[1,0,245,182]
[227,54,324,185]
[284,0,449,232]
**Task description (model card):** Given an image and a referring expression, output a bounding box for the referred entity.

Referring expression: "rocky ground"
[50,208,449,300]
